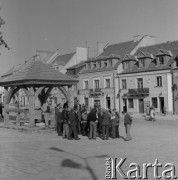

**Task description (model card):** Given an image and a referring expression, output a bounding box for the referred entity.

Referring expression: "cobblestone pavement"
[0,118,178,180]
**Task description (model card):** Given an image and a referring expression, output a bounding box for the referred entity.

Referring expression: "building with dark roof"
[76,35,156,110]
[118,40,178,114]
[48,47,87,74]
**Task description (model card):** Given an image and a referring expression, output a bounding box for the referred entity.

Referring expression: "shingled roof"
[67,61,86,70]
[121,41,178,74]
[0,60,78,86]
[80,39,143,74]
[97,40,141,59]
[53,52,75,66]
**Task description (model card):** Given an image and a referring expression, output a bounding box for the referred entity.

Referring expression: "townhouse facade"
[76,35,156,110]
[118,41,178,114]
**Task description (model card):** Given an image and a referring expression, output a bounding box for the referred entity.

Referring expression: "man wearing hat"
[68,104,80,140]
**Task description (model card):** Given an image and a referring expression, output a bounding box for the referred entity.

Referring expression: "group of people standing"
[55,101,133,141]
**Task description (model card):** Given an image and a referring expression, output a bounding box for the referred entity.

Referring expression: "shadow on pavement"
[61,159,83,169]
[49,147,66,152]
[50,147,109,180]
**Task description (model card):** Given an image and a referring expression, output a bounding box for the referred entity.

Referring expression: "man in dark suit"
[88,105,98,140]
[55,103,63,136]
[68,104,80,140]
[101,109,111,140]
[0,103,4,118]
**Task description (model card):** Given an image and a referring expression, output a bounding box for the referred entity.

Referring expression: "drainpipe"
[115,74,121,112]
[118,75,121,113]
[171,66,175,114]
[113,73,116,109]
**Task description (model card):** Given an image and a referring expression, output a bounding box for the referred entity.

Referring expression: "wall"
[173,69,178,114]
[79,70,115,109]
[119,70,172,113]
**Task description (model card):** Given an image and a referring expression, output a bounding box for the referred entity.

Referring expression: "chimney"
[76,47,88,64]
[97,42,107,55]
[133,35,141,42]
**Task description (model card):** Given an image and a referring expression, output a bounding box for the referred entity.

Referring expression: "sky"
[0,0,178,75]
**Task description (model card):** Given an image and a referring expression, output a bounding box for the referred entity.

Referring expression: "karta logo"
[105,158,177,179]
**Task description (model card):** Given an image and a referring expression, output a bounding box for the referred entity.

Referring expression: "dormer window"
[104,61,107,67]
[109,59,112,66]
[88,63,91,69]
[98,61,101,68]
[93,63,96,69]
[159,56,164,65]
[176,60,178,67]
[140,59,145,67]
[123,61,129,69]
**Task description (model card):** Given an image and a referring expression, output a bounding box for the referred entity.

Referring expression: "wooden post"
[16,112,20,127]
[24,110,28,122]
[29,87,35,127]
[68,86,73,109]
[5,111,9,126]
[4,88,9,125]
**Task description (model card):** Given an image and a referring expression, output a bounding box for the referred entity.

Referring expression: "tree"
[0,10,10,50]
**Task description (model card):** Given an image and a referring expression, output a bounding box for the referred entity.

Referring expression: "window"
[74,84,78,91]
[94,80,100,89]
[137,78,143,89]
[109,59,112,66]
[140,59,145,67]
[176,60,178,67]
[84,97,89,107]
[93,63,96,69]
[122,79,127,89]
[156,76,162,87]
[152,97,157,108]
[128,98,134,108]
[84,81,89,90]
[159,56,164,65]
[104,61,107,67]
[98,61,101,68]
[123,61,129,69]
[88,63,91,69]
[105,79,110,88]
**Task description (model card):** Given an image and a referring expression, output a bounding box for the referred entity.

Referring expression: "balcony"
[90,88,101,93]
[126,88,149,97]
[78,89,90,95]
[89,88,103,97]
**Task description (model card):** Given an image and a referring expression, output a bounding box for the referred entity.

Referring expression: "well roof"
[0,60,78,86]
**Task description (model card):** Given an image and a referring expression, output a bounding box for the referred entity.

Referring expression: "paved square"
[0,118,178,180]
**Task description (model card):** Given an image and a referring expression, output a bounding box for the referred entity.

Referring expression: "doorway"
[123,99,127,112]
[159,97,164,114]
[106,97,111,109]
[138,99,144,113]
